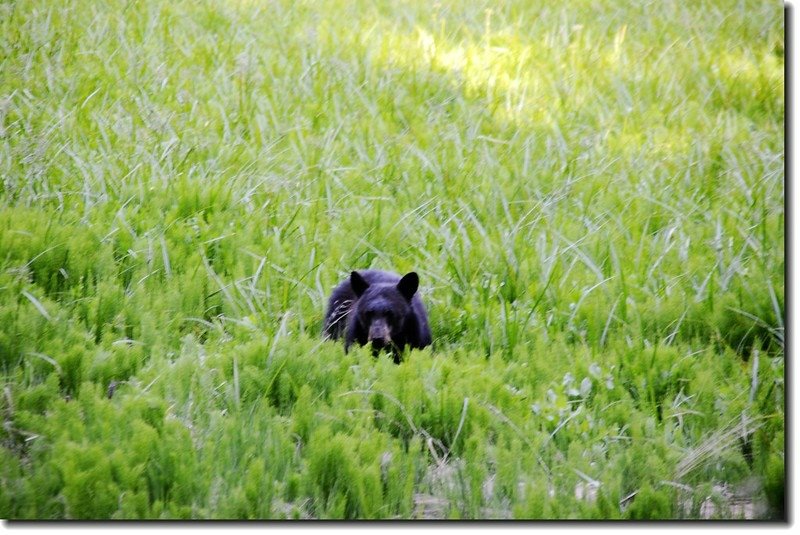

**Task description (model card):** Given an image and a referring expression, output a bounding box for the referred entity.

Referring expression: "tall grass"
[0,0,784,520]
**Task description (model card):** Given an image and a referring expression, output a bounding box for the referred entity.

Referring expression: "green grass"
[0,0,784,520]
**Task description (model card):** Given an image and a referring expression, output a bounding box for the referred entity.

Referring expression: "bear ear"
[351,271,369,297]
[397,272,419,301]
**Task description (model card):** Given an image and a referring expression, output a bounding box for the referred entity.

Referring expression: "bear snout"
[368,320,392,347]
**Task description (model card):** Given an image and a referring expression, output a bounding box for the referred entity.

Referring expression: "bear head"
[350,270,419,352]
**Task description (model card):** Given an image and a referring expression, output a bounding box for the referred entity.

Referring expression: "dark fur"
[323,269,432,362]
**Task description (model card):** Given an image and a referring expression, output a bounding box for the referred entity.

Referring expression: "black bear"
[323,270,432,362]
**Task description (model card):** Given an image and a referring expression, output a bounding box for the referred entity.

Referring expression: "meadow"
[0,0,785,520]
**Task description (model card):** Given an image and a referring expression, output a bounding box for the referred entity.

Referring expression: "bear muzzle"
[368,320,392,349]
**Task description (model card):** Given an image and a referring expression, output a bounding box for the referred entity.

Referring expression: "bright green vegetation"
[0,0,784,520]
